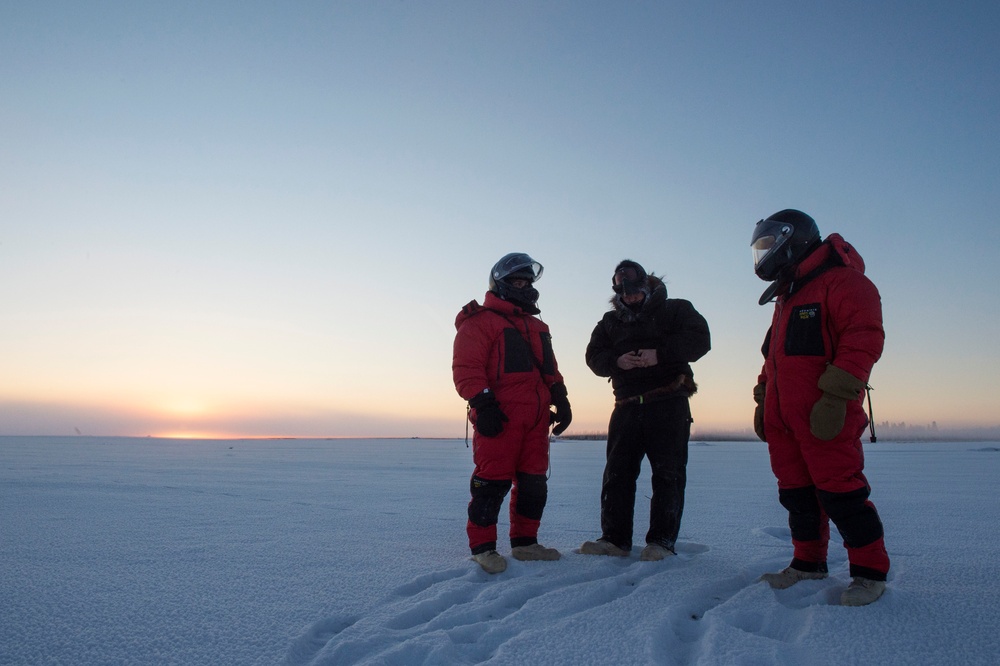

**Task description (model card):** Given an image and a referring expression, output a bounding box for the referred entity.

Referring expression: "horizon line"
[2,431,1000,443]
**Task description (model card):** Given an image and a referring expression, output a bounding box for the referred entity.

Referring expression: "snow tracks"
[283,541,791,665]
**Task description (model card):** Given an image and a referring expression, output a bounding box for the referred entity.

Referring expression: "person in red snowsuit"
[751,209,890,607]
[452,253,572,574]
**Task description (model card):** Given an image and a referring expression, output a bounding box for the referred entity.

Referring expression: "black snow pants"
[599,396,692,551]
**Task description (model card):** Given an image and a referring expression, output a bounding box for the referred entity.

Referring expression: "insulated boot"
[579,539,629,557]
[841,577,886,606]
[760,566,828,590]
[640,543,675,561]
[472,550,507,574]
[511,543,561,561]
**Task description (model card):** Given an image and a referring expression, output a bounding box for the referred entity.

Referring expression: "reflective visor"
[507,262,542,281]
[750,221,794,268]
[494,256,543,282]
[751,235,777,267]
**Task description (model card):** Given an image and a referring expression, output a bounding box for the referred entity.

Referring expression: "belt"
[614,374,698,406]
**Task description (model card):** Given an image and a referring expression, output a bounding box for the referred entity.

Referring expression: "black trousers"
[600,397,692,550]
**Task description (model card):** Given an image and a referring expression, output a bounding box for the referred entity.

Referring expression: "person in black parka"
[581,260,711,561]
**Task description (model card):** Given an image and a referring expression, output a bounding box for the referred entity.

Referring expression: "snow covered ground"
[2,436,998,665]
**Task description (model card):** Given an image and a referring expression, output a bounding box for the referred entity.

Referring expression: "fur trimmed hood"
[610,274,667,320]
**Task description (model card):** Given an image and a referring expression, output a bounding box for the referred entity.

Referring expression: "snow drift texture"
[2,437,998,665]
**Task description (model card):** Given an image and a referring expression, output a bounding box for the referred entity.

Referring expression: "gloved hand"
[752,381,767,442]
[469,389,507,437]
[549,382,573,436]
[809,365,866,441]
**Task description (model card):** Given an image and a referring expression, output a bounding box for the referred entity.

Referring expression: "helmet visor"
[751,222,793,269]
[494,254,543,283]
[751,234,778,268]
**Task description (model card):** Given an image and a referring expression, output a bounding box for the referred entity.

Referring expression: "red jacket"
[453,292,563,419]
[759,234,884,434]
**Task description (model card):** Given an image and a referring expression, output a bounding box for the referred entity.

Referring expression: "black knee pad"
[817,486,883,548]
[778,486,824,542]
[468,476,512,527]
[514,472,547,521]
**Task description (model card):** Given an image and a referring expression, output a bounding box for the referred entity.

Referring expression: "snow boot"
[579,539,629,557]
[640,543,675,561]
[760,566,828,590]
[841,577,886,606]
[472,550,507,574]
[511,543,561,561]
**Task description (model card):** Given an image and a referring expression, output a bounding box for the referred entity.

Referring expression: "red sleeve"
[452,318,494,401]
[827,271,885,383]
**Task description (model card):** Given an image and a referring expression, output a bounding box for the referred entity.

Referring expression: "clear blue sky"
[2,1,998,437]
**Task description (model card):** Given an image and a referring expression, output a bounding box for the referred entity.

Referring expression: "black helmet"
[489,252,543,306]
[751,209,821,282]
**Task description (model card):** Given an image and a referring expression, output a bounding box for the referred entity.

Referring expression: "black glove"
[549,382,572,436]
[468,389,507,437]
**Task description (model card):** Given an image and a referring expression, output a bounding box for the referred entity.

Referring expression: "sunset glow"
[1,3,998,438]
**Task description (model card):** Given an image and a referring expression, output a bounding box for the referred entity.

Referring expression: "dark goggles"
[614,266,641,284]
[612,265,646,294]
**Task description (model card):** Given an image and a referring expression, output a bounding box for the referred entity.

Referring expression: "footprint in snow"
[288,542,709,665]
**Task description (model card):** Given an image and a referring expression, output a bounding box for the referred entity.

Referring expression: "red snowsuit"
[759,234,890,581]
[453,292,564,555]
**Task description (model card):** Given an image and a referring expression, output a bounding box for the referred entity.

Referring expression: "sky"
[3,436,999,664]
[2,1,999,438]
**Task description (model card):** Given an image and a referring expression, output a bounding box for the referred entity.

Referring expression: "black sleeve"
[655,300,711,364]
[585,317,617,378]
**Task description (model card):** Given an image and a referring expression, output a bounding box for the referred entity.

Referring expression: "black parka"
[586,277,711,400]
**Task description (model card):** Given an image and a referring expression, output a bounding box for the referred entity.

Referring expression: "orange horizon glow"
[154,431,237,440]
[3,394,997,440]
